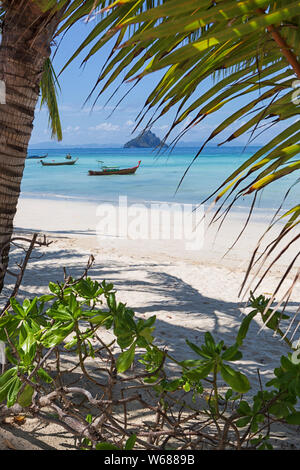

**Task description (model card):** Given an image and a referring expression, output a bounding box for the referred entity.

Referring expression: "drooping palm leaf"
[40,58,63,140]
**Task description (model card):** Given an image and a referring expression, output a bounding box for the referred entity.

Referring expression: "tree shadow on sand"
[0,240,298,450]
[2,241,294,385]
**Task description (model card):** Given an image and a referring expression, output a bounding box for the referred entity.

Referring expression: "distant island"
[124,130,168,148]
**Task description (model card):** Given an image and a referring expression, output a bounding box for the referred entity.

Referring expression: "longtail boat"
[88,160,141,176]
[27,153,48,159]
[40,158,78,166]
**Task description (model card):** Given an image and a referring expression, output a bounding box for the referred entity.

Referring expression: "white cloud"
[89,122,120,132]
[63,125,80,134]
[82,105,104,114]
[156,124,169,131]
[60,105,77,113]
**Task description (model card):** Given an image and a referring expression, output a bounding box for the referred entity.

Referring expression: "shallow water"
[23,146,299,213]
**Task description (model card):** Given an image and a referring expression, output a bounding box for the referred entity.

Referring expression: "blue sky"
[29,15,292,147]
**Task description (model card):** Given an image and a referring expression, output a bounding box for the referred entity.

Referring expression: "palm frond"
[40,57,63,140]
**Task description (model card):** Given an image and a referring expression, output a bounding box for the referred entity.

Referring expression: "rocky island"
[124,130,167,148]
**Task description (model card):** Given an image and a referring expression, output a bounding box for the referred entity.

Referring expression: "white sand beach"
[0,196,299,450]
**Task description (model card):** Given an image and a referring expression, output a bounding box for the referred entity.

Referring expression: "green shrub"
[0,276,299,450]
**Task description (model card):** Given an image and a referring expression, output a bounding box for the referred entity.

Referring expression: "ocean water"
[23,146,299,213]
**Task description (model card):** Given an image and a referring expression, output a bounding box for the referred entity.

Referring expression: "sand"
[0,196,299,450]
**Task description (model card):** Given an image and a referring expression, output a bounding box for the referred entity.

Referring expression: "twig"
[1,233,51,315]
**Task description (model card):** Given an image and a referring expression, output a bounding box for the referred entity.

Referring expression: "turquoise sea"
[23,146,299,213]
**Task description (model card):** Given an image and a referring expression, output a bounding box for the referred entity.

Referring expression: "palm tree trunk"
[0,1,62,292]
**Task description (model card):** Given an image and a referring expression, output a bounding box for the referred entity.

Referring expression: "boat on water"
[88,160,141,176]
[27,153,48,159]
[40,158,78,166]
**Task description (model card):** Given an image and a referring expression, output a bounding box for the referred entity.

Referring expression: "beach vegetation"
[0,271,299,450]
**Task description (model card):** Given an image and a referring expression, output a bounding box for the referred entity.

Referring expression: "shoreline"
[19,192,291,217]
[15,195,295,274]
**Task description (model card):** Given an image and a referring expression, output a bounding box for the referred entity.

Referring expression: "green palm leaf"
[40,58,63,141]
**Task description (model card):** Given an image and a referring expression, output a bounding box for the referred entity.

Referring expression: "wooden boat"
[27,153,48,159]
[88,160,141,176]
[40,158,78,166]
